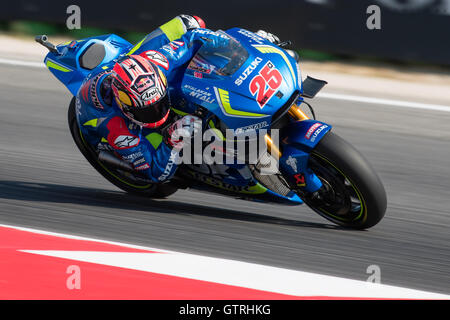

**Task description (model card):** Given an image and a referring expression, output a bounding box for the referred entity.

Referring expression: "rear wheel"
[302,132,387,229]
[67,97,178,198]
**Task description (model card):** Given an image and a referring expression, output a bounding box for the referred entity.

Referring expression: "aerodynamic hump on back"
[39,34,133,95]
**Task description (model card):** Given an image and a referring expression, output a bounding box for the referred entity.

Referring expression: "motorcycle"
[36,28,386,229]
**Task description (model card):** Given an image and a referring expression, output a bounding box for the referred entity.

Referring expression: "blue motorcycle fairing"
[278,144,323,193]
[42,27,324,205]
[43,34,132,96]
[275,119,333,194]
[183,168,303,205]
[178,28,302,134]
[281,119,332,152]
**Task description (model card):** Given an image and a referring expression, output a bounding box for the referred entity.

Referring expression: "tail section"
[36,34,132,95]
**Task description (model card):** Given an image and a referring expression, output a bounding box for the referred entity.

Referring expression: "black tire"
[67,97,178,198]
[303,131,387,229]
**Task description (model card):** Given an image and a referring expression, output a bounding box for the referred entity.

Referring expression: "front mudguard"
[278,120,332,193]
[280,119,332,152]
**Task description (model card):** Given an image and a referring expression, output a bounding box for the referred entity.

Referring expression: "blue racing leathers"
[76,16,229,182]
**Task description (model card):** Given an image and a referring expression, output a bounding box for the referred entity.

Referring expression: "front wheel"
[302,132,387,229]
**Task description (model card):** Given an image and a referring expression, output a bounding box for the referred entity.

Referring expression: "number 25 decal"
[249,61,282,109]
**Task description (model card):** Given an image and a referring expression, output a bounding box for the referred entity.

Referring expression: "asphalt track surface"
[0,62,449,295]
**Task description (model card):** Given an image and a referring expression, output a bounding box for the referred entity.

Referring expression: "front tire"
[303,132,387,229]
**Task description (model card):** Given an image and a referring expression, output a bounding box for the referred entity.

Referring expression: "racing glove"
[178,14,206,30]
[255,30,280,45]
[164,115,202,150]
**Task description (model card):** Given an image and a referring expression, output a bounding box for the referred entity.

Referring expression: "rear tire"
[303,132,387,229]
[67,97,178,198]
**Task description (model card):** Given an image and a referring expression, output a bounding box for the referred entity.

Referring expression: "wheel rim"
[304,153,366,223]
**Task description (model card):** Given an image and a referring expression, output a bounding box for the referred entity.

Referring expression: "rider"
[76,14,280,183]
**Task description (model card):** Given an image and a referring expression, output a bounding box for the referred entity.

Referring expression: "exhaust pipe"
[98,151,134,172]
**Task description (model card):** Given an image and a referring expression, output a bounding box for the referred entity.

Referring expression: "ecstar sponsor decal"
[234,121,268,134]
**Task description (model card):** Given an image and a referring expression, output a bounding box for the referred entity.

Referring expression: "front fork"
[269,103,332,194]
[279,145,323,193]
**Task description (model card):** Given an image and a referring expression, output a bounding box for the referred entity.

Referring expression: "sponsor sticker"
[158,149,179,181]
[188,171,258,193]
[169,41,184,50]
[135,163,150,171]
[249,60,283,109]
[133,157,146,166]
[310,125,328,142]
[192,29,229,39]
[161,44,176,55]
[235,57,263,86]
[286,155,298,172]
[141,88,159,102]
[122,151,144,162]
[305,123,323,140]
[234,121,268,134]
[188,63,213,74]
[134,77,154,93]
[114,135,139,149]
[236,29,265,44]
[142,50,169,70]
[294,173,306,187]
[184,85,215,104]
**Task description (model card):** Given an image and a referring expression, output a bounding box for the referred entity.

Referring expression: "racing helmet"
[111,55,170,128]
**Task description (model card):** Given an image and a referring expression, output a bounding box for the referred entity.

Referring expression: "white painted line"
[21,250,450,299]
[317,92,450,113]
[2,223,449,299]
[0,58,44,68]
[0,56,449,113]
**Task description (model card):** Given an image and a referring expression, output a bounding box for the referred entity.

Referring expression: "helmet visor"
[130,93,170,124]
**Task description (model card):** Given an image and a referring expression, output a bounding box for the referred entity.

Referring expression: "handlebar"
[35,35,59,54]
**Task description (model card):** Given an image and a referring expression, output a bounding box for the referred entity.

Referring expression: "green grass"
[2,20,448,70]
[296,49,339,61]
[1,20,147,44]
[1,20,333,61]
[8,20,64,35]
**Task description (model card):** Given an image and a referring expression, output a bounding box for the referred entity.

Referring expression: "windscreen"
[187,31,249,79]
